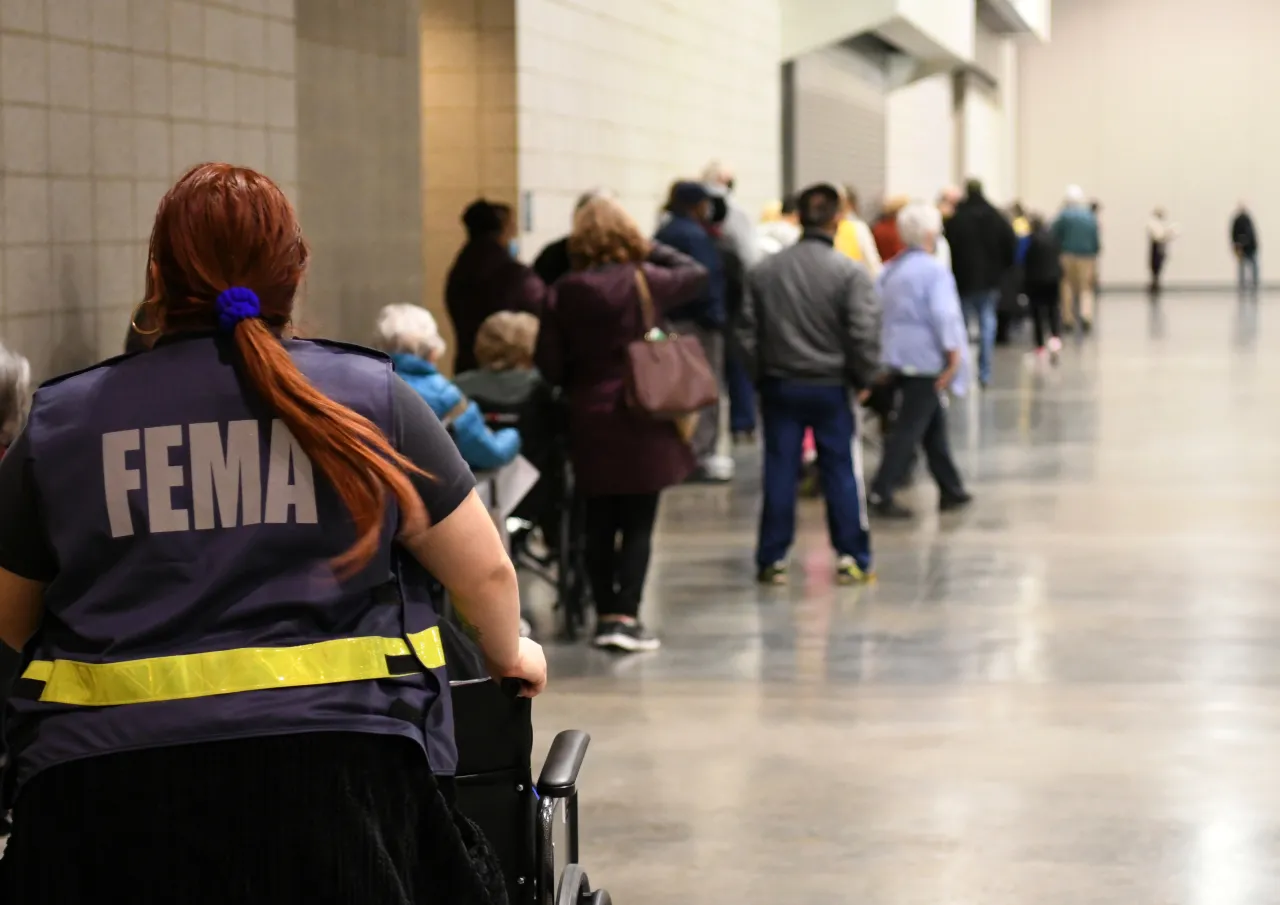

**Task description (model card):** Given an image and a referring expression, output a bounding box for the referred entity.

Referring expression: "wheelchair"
[451,675,611,905]
[469,392,591,641]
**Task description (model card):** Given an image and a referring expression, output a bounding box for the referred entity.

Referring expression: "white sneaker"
[701,455,735,482]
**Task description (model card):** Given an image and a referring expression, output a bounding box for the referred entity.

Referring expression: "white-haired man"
[0,343,31,458]
[1053,184,1101,332]
[869,203,971,519]
[703,160,758,269]
[0,340,30,836]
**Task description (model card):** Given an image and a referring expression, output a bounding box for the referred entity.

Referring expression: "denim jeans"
[961,290,999,385]
[756,379,870,571]
[1238,253,1260,293]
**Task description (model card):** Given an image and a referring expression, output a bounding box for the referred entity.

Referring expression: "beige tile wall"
[515,0,783,261]
[0,0,299,381]
[294,0,424,345]
[420,0,516,366]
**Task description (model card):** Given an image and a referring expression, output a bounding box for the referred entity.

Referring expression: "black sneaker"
[593,619,661,653]
[871,497,914,519]
[939,492,974,512]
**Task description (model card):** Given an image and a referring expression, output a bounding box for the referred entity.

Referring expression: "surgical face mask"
[508,239,519,259]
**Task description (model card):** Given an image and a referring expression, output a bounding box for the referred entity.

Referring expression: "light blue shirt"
[876,248,970,396]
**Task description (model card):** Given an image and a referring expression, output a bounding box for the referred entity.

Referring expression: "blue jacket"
[1053,206,1100,256]
[391,353,521,471]
[654,214,725,327]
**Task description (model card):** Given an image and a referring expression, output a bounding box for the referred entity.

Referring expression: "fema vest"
[8,334,456,797]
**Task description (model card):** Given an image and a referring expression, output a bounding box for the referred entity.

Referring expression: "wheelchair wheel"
[556,864,610,905]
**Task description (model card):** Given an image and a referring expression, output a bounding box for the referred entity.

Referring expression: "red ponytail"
[147,163,426,575]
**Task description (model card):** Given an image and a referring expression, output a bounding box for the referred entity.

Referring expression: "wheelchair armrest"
[537,729,590,798]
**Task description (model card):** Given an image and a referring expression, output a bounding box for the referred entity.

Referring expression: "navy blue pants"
[725,345,757,435]
[757,379,870,571]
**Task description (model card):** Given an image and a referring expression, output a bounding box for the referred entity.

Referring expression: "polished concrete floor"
[531,293,1280,904]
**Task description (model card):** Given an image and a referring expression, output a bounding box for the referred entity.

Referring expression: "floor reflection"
[531,293,1280,904]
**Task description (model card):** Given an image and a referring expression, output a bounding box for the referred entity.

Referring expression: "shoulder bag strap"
[634,266,657,332]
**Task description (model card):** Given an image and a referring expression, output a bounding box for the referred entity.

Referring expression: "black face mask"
[725,179,735,194]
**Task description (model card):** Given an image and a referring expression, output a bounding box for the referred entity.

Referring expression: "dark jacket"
[653,214,724,327]
[445,240,547,373]
[1232,212,1258,255]
[1022,226,1063,287]
[737,232,880,389]
[532,237,572,287]
[535,244,707,496]
[945,192,1017,294]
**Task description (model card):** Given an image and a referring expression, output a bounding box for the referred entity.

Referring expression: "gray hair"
[897,202,943,249]
[374,304,447,361]
[0,343,31,447]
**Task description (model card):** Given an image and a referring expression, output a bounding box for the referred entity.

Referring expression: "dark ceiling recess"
[976,0,1034,34]
[843,32,903,62]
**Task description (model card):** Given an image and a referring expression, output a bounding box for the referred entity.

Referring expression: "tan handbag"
[624,268,719,419]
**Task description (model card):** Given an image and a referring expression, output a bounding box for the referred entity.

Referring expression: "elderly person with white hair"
[0,343,31,458]
[375,303,521,471]
[703,159,759,268]
[1052,184,1101,332]
[868,203,972,520]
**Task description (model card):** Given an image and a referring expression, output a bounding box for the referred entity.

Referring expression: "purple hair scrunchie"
[215,286,261,333]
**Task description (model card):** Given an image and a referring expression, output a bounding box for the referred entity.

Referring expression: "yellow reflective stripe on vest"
[21,627,445,707]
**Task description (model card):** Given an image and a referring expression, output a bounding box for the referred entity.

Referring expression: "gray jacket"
[737,233,881,388]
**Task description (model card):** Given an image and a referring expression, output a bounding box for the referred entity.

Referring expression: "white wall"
[886,74,954,202]
[898,0,975,61]
[792,45,886,204]
[516,0,782,257]
[0,0,297,380]
[961,25,1018,205]
[1019,0,1280,286]
[1012,0,1051,39]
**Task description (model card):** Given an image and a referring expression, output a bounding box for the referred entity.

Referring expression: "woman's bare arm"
[398,490,538,687]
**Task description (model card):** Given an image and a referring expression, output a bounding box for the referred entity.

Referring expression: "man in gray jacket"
[737,183,881,586]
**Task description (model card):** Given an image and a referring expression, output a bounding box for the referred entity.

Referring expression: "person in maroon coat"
[445,199,547,373]
[536,196,708,653]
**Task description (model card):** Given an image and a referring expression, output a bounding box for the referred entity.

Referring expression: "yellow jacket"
[835,219,863,261]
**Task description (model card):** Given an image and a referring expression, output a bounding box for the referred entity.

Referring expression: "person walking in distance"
[654,181,733,482]
[944,178,1016,388]
[1023,214,1064,362]
[1053,185,1101,333]
[868,203,972,519]
[736,183,881,586]
[1231,203,1260,294]
[1147,208,1177,294]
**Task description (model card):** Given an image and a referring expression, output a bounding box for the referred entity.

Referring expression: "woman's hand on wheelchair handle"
[489,636,547,698]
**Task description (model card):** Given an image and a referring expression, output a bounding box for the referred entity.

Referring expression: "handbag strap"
[633,266,656,332]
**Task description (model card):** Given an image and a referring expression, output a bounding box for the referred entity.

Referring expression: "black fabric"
[944,193,1017,294]
[0,374,474,584]
[871,376,965,501]
[0,431,55,581]
[583,492,660,620]
[0,733,507,905]
[1232,212,1258,254]
[1027,283,1061,348]
[532,237,572,287]
[1149,241,1166,284]
[1023,228,1063,285]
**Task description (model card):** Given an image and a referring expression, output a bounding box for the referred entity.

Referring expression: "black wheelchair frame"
[452,678,611,905]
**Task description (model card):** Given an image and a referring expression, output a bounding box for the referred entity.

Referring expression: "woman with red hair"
[0,164,542,903]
